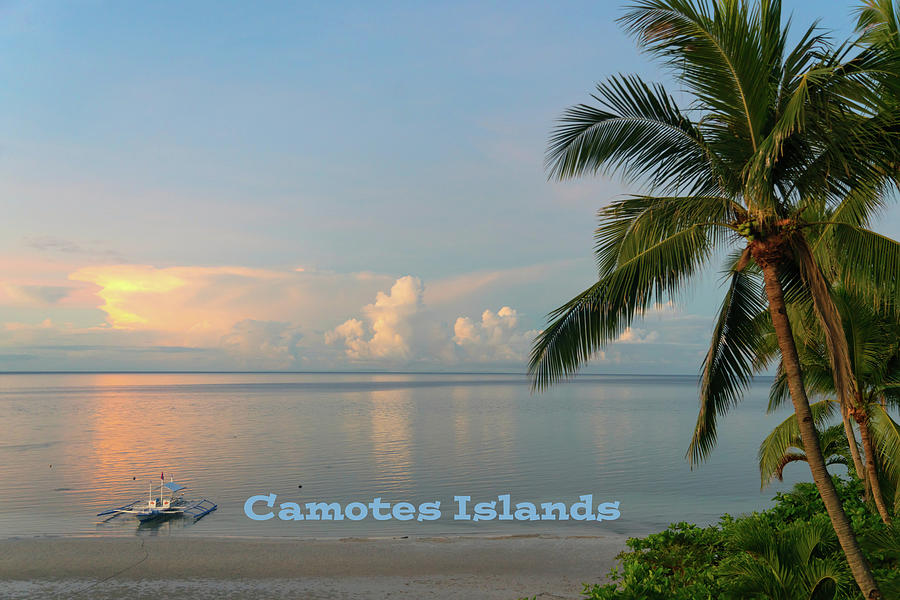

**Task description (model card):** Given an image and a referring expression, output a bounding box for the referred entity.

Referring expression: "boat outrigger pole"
[97,473,217,524]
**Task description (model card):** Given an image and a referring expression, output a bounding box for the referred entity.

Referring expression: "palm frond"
[721,517,849,599]
[529,220,724,390]
[792,238,859,410]
[768,364,790,412]
[869,404,900,497]
[546,74,717,194]
[856,0,900,50]
[689,256,768,464]
[831,223,900,313]
[619,0,777,164]
[758,401,839,488]
[594,194,738,276]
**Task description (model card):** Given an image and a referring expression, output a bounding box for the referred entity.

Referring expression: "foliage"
[756,286,900,519]
[717,517,850,599]
[582,478,900,599]
[757,403,848,487]
[584,523,723,600]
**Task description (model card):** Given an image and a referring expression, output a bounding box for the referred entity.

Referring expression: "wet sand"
[0,534,626,599]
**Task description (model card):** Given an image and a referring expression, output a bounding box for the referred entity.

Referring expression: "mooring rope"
[66,537,149,598]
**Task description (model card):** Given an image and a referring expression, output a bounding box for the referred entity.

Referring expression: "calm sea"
[0,372,805,539]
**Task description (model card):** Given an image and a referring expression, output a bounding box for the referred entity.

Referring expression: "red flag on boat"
[161,472,164,481]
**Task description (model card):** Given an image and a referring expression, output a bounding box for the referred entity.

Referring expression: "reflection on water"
[0,372,806,538]
[369,387,414,491]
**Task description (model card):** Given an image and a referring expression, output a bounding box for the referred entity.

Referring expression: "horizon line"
[0,370,776,379]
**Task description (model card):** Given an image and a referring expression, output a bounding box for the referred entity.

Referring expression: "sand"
[0,534,626,599]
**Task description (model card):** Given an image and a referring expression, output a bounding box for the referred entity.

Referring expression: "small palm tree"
[758,412,855,484]
[755,290,900,522]
[720,518,852,600]
[759,405,900,519]
[529,2,900,596]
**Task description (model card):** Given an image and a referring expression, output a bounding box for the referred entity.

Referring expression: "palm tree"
[753,289,900,522]
[761,290,900,523]
[719,518,851,599]
[528,1,900,596]
[759,405,900,518]
[758,408,856,485]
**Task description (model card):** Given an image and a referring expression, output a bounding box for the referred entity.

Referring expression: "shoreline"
[0,534,627,599]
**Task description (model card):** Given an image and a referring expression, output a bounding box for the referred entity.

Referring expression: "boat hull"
[135,509,179,522]
[135,510,161,522]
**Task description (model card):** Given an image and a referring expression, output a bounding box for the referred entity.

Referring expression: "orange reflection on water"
[80,373,229,504]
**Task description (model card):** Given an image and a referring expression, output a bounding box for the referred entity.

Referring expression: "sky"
[1,0,897,373]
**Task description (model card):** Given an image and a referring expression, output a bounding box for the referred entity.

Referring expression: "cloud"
[0,353,38,362]
[67,264,393,339]
[0,264,377,368]
[650,300,678,314]
[325,318,364,345]
[425,260,577,306]
[2,263,550,370]
[24,235,127,262]
[359,275,423,359]
[0,257,717,372]
[326,276,448,361]
[616,327,659,343]
[70,265,188,327]
[453,306,538,361]
[3,285,72,305]
[221,319,303,368]
[22,344,205,354]
[4,318,55,331]
[328,277,536,366]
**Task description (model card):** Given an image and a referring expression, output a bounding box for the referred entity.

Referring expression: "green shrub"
[583,476,899,600]
[583,523,724,599]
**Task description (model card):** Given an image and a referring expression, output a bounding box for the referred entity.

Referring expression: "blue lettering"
[244,493,276,521]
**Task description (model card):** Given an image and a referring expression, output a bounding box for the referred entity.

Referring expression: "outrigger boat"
[97,474,217,523]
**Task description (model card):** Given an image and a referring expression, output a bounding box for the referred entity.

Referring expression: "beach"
[0,534,626,599]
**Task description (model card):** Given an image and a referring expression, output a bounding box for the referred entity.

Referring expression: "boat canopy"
[164,482,185,492]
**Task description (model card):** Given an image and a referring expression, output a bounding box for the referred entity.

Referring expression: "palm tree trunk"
[760,263,882,599]
[857,414,892,524]
[842,406,869,496]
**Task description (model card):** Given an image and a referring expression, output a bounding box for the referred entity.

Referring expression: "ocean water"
[0,372,806,539]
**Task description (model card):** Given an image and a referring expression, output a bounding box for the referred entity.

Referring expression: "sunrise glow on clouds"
[0,258,553,370]
[0,253,715,372]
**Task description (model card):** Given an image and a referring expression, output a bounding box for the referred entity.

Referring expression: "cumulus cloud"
[328,277,536,366]
[326,276,452,361]
[0,263,390,369]
[357,275,424,359]
[453,306,537,361]
[324,318,364,345]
